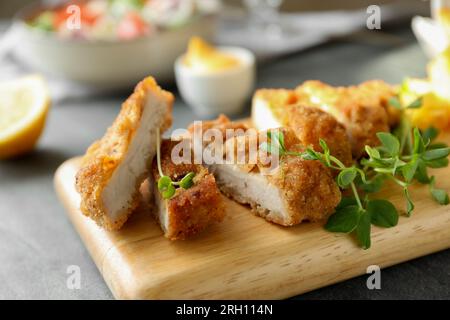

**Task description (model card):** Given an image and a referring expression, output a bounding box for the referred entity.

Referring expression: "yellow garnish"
[428,47,450,101]
[438,7,450,35]
[184,36,240,72]
[0,75,51,159]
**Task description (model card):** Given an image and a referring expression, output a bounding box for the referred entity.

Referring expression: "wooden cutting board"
[54,155,450,299]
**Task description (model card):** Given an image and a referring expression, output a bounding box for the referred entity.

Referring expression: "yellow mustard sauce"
[183,37,240,72]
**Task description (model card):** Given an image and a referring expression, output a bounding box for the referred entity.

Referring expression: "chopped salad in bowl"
[28,0,218,41]
[11,0,219,88]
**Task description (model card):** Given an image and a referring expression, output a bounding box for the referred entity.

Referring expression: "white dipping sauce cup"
[175,46,256,117]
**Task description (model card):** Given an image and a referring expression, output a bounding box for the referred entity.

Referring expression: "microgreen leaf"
[428,142,448,150]
[392,157,406,175]
[401,159,419,182]
[325,205,360,233]
[158,176,172,191]
[377,132,400,156]
[336,196,358,210]
[319,139,330,154]
[161,184,176,199]
[388,96,402,110]
[422,127,439,143]
[414,159,430,184]
[337,168,357,188]
[430,188,449,205]
[429,176,450,205]
[356,174,385,193]
[319,139,331,166]
[268,130,285,153]
[404,188,414,216]
[413,127,426,154]
[406,97,423,109]
[422,148,450,161]
[356,211,371,250]
[302,148,319,160]
[367,199,399,228]
[265,130,287,156]
[276,131,285,151]
[425,157,449,168]
[179,172,195,189]
[365,146,380,159]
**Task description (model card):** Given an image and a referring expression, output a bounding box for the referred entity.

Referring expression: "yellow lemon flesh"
[399,46,450,131]
[0,75,50,159]
[429,47,450,101]
[184,36,240,72]
[438,8,450,36]
[407,93,450,130]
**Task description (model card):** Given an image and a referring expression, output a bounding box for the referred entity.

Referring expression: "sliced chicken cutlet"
[252,90,352,166]
[151,140,225,240]
[252,80,398,158]
[75,77,173,230]
[189,117,341,226]
[295,80,398,157]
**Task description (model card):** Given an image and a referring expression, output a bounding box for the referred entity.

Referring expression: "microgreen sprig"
[261,118,450,249]
[156,128,195,199]
[262,131,399,249]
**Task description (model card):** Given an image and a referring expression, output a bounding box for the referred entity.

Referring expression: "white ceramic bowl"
[11,3,217,90]
[412,16,448,59]
[411,0,450,59]
[174,47,256,117]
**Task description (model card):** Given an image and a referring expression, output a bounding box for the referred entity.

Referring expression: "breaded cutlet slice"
[213,128,341,226]
[252,80,398,158]
[287,104,352,167]
[75,77,173,230]
[295,80,398,157]
[252,91,352,167]
[189,116,341,226]
[151,140,225,240]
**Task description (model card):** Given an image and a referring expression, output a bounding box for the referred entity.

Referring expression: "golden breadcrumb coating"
[286,104,353,167]
[75,77,173,230]
[190,116,341,226]
[152,140,225,240]
[252,90,353,166]
[236,127,341,225]
[295,80,398,157]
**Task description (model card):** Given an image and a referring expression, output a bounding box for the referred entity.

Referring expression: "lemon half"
[0,75,51,159]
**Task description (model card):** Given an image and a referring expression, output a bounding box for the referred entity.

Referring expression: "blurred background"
[0,0,433,100]
[1,0,450,300]
[0,0,427,17]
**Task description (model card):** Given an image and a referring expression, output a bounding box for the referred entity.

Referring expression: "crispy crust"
[75,77,173,230]
[286,104,353,167]
[266,147,341,225]
[190,116,341,226]
[253,80,398,158]
[152,140,225,240]
[295,80,397,157]
[237,127,341,225]
[252,89,353,166]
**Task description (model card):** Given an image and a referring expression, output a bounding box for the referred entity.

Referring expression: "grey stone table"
[1,27,449,299]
